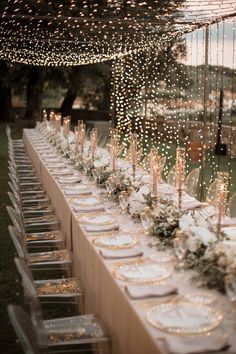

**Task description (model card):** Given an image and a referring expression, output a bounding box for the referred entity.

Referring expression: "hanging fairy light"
[0,1,235,66]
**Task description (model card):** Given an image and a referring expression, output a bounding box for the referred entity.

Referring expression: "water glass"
[224,275,236,303]
[92,168,98,183]
[173,237,187,270]
[140,212,153,236]
[118,192,129,214]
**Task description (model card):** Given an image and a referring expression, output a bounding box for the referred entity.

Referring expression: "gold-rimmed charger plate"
[123,226,145,235]
[78,213,116,225]
[146,302,223,335]
[93,233,138,249]
[113,259,171,284]
[73,196,101,207]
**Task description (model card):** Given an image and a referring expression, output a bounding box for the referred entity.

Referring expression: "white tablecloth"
[23,129,236,354]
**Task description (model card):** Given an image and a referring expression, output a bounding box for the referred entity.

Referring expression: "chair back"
[8,180,20,195]
[167,165,176,187]
[7,205,24,234]
[206,180,218,205]
[14,257,37,297]
[185,168,200,198]
[8,304,43,354]
[8,225,27,258]
[28,296,48,348]
[8,192,22,214]
[229,192,236,217]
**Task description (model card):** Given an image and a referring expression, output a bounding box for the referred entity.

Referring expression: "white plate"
[185,292,216,306]
[79,214,115,225]
[93,234,137,249]
[114,262,171,283]
[149,252,174,263]
[222,227,236,240]
[146,302,223,335]
[74,197,100,207]
[59,176,81,184]
[63,184,88,191]
[52,168,72,175]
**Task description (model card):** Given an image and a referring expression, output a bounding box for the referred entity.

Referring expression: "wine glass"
[225,275,236,302]
[140,212,154,245]
[118,192,129,214]
[173,237,187,271]
[105,180,114,197]
[224,274,236,322]
[91,168,98,183]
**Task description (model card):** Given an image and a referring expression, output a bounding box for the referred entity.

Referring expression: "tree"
[23,67,46,125]
[59,63,111,117]
[0,61,13,122]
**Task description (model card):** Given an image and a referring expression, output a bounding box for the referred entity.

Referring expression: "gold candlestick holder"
[90,128,98,161]
[216,171,229,238]
[130,133,138,179]
[176,147,186,210]
[111,137,119,171]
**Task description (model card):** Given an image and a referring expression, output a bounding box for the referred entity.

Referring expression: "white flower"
[185,226,217,253]
[129,200,145,215]
[141,174,150,184]
[136,185,150,201]
[94,157,110,168]
[179,214,196,230]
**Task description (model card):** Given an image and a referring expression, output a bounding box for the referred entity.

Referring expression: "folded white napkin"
[163,333,229,354]
[65,189,92,196]
[211,217,236,227]
[58,178,81,184]
[52,170,73,176]
[73,205,104,213]
[43,157,61,162]
[125,283,177,299]
[221,218,236,226]
[84,224,119,233]
[100,248,143,259]
[159,183,176,194]
[182,200,205,210]
[48,164,65,169]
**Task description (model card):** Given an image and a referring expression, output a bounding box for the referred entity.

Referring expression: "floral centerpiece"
[148,197,181,247]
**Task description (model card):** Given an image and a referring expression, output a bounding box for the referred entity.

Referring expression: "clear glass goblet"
[105,180,113,197]
[173,237,187,271]
[118,192,129,214]
[225,275,236,302]
[91,168,98,183]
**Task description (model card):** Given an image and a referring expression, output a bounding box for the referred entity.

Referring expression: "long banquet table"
[23,128,236,354]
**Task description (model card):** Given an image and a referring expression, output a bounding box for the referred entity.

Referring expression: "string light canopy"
[0,1,235,66]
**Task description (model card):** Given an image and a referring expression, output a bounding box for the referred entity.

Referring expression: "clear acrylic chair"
[8,181,49,204]
[185,168,200,198]
[8,181,50,207]
[8,191,53,218]
[29,296,110,353]
[206,180,218,205]
[7,204,60,233]
[8,302,111,354]
[228,192,236,218]
[7,206,64,249]
[167,164,176,187]
[8,173,43,192]
[8,305,42,354]
[9,226,71,273]
[15,257,83,308]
